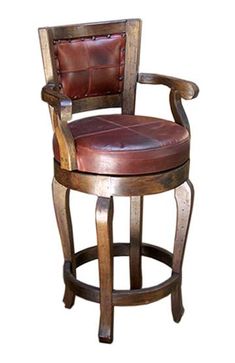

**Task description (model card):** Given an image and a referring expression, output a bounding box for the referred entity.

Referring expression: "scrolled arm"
[41,83,76,171]
[137,73,199,100]
[41,83,72,122]
[137,73,199,133]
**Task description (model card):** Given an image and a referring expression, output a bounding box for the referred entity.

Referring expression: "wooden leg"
[171,180,194,322]
[96,197,114,343]
[130,196,143,289]
[52,177,76,309]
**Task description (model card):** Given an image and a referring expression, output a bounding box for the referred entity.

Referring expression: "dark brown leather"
[54,34,126,100]
[53,114,190,175]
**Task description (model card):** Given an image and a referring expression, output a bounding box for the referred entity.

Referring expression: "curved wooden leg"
[130,196,143,289]
[96,197,114,343]
[52,177,76,309]
[171,180,194,322]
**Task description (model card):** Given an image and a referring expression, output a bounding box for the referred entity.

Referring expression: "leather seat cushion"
[53,114,190,175]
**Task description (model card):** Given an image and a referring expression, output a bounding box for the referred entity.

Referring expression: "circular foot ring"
[64,243,180,306]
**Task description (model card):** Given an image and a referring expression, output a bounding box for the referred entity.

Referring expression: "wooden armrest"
[138,73,199,133]
[41,83,72,122]
[137,73,199,100]
[41,83,76,171]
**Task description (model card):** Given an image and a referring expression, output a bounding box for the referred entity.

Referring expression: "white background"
[1,0,235,361]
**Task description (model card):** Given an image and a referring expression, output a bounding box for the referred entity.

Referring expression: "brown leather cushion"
[53,114,190,175]
[54,34,126,100]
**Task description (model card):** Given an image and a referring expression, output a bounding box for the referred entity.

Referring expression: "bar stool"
[39,18,199,343]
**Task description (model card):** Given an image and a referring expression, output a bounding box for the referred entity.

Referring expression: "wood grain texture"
[49,19,127,40]
[72,94,121,113]
[138,73,199,100]
[96,197,114,343]
[39,28,77,170]
[38,28,58,83]
[172,180,194,273]
[122,19,141,114]
[171,179,194,322]
[138,73,199,133]
[130,196,143,289]
[38,27,59,130]
[52,111,77,171]
[54,159,189,197]
[171,278,184,323]
[170,89,191,133]
[52,178,76,308]
[63,242,176,306]
[42,84,72,121]
[41,84,77,170]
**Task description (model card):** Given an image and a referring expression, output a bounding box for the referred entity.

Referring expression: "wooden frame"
[39,19,141,170]
[39,19,198,171]
[39,18,199,343]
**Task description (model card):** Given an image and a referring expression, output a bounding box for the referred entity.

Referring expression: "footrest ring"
[64,243,180,306]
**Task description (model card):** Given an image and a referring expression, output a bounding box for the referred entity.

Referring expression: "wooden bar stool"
[39,18,199,343]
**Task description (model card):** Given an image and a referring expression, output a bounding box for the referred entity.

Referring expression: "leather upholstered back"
[54,34,126,100]
[39,19,141,114]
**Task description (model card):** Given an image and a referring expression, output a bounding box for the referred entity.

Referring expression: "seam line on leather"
[59,64,122,74]
[72,116,170,139]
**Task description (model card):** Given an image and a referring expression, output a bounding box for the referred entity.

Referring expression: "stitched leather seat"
[53,114,189,175]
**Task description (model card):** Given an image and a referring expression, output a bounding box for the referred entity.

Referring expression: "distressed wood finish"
[39,32,76,170]
[130,196,143,289]
[42,84,72,122]
[52,178,76,308]
[51,111,77,171]
[171,180,194,322]
[39,28,59,128]
[72,94,121,113]
[122,19,141,114]
[38,28,58,83]
[138,73,199,133]
[54,159,189,197]
[63,242,177,305]
[170,90,190,133]
[39,19,141,171]
[138,73,199,100]
[39,19,198,343]
[96,197,114,343]
[50,19,127,40]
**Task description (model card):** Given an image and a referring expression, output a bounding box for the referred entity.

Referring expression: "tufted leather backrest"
[54,34,126,100]
[39,19,141,114]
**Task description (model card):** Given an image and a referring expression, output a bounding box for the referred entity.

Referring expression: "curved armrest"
[41,83,72,122]
[138,73,199,100]
[41,83,76,171]
[137,73,199,133]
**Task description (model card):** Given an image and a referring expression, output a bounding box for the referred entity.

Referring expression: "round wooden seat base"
[63,242,181,307]
[54,159,190,197]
